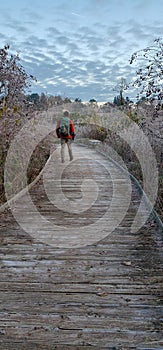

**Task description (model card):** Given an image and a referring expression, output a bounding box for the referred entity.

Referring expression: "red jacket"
[56,117,75,139]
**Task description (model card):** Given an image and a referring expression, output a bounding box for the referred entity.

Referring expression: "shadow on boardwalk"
[0,145,162,349]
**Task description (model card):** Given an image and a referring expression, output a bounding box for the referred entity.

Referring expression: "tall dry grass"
[0,102,162,222]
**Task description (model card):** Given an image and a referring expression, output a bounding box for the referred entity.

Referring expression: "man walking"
[56,110,75,163]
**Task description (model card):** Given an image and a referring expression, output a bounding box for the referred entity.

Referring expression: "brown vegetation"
[74,102,162,221]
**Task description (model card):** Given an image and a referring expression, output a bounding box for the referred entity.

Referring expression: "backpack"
[59,117,70,136]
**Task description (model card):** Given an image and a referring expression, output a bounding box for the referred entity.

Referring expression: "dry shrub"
[27,133,55,184]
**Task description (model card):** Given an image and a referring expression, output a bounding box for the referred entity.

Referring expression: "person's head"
[63,110,70,117]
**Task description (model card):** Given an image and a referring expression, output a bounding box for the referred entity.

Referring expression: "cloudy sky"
[0,0,162,102]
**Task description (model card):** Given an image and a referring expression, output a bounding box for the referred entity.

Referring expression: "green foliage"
[74,97,82,102]
[113,95,125,106]
[113,78,128,105]
[27,93,39,105]
[126,110,140,124]
[89,98,97,103]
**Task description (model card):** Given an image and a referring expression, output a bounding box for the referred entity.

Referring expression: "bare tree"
[0,44,35,115]
[130,38,163,103]
[113,77,128,105]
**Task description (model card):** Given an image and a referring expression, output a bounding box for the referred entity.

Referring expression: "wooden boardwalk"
[0,144,162,350]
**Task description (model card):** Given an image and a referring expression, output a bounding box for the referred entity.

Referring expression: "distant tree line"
[26,93,72,110]
[0,38,162,116]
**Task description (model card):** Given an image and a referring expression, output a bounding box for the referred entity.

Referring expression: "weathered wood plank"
[0,144,162,349]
